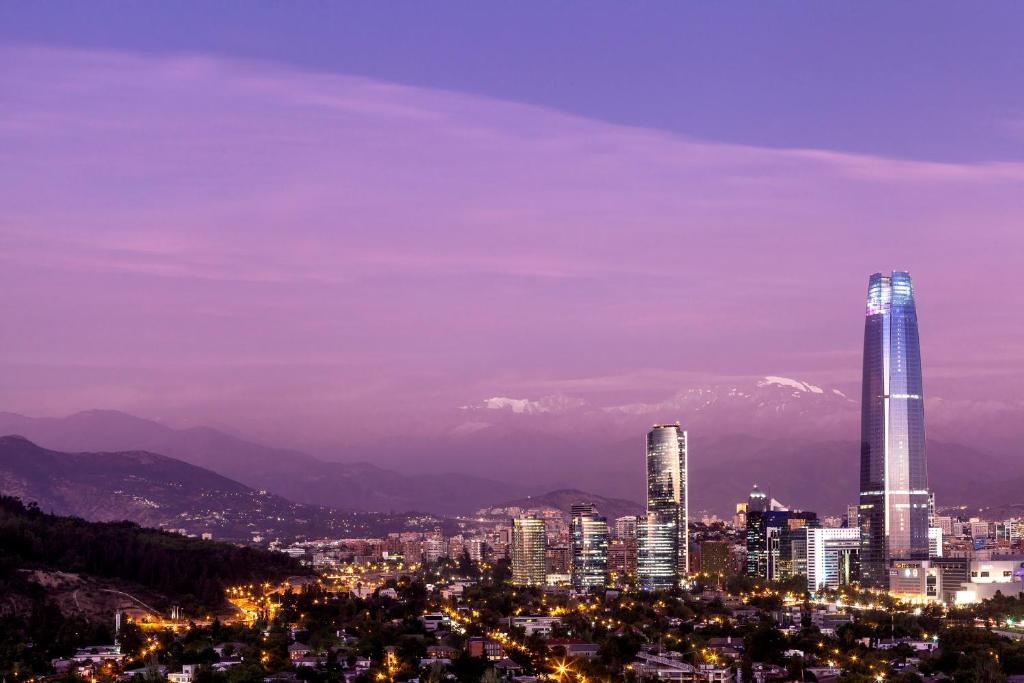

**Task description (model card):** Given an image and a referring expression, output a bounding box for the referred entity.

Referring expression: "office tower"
[571,503,610,590]
[929,527,943,558]
[780,511,820,579]
[803,527,861,592]
[859,271,930,586]
[615,515,639,541]
[747,509,818,580]
[607,539,636,578]
[733,502,748,529]
[699,541,732,586]
[638,425,688,590]
[608,538,638,579]
[545,545,571,575]
[512,516,547,586]
[846,504,859,529]
[466,538,486,562]
[748,485,769,513]
[746,510,785,579]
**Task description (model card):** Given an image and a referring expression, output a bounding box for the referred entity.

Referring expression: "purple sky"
[2,6,1024,451]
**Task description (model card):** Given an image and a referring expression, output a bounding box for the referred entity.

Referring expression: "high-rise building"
[614,515,639,540]
[845,504,859,529]
[748,485,769,513]
[608,538,637,579]
[545,545,571,575]
[699,541,732,586]
[803,527,860,592]
[638,425,688,590]
[512,516,547,586]
[571,503,610,590]
[929,527,944,558]
[859,271,930,586]
[746,510,786,579]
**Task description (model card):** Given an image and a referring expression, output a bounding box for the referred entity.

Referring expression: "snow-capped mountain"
[458,376,857,441]
[467,394,591,415]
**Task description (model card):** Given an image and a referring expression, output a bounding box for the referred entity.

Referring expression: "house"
[263,673,298,683]
[71,646,128,664]
[546,639,601,659]
[467,637,505,660]
[509,615,561,636]
[427,645,459,659]
[631,651,733,683]
[289,642,311,661]
[810,611,854,634]
[119,665,168,681]
[707,636,743,659]
[876,639,938,652]
[213,642,248,657]
[494,658,524,678]
[748,662,787,683]
[421,612,451,632]
[293,657,328,668]
[807,666,843,683]
[168,665,199,683]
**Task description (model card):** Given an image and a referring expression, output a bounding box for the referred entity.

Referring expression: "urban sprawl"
[32,272,1024,683]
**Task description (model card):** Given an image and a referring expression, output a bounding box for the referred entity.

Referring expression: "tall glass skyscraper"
[512,515,548,587]
[859,271,930,587]
[570,503,610,590]
[638,424,688,590]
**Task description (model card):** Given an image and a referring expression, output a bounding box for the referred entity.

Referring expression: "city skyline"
[4,6,1024,681]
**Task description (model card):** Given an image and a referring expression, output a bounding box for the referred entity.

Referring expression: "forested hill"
[0,495,309,608]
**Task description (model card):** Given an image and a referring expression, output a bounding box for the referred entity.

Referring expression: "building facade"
[746,510,791,580]
[511,516,547,586]
[804,527,860,592]
[638,425,688,590]
[859,271,930,586]
[699,541,732,585]
[570,503,610,590]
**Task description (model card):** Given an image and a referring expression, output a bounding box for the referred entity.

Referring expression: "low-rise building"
[508,615,561,636]
[467,637,505,660]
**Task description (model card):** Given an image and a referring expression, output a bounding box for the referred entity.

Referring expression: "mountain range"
[0,410,530,515]
[2,375,1021,517]
[0,435,442,540]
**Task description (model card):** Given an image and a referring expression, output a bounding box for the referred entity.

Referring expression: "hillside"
[0,495,307,608]
[0,436,444,540]
[0,411,531,514]
[492,488,644,521]
[0,494,308,671]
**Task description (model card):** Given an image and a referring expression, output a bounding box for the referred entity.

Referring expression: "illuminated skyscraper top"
[859,271,929,586]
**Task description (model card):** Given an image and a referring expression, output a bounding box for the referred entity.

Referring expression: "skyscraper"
[803,527,861,592]
[637,424,688,590]
[570,503,610,590]
[859,271,930,587]
[512,515,547,586]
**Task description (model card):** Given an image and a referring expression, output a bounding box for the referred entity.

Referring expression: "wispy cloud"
[1,45,1023,437]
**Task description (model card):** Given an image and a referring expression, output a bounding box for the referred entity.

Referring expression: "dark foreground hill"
[0,494,309,670]
[0,494,306,607]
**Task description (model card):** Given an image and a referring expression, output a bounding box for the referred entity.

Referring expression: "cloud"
[2,45,1023,441]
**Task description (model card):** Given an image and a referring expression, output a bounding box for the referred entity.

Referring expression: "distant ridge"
[491,488,644,521]
[0,410,531,515]
[0,435,423,539]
